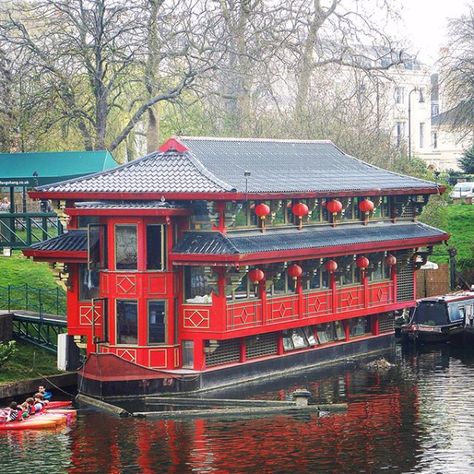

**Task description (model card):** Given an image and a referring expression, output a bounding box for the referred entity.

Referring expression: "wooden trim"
[66,207,190,217]
[29,186,445,201]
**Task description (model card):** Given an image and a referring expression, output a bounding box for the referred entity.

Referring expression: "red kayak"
[0,416,59,431]
[47,401,73,409]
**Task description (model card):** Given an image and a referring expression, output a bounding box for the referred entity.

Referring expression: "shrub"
[0,340,18,368]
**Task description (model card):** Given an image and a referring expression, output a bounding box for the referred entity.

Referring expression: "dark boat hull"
[78,334,394,400]
[400,324,464,344]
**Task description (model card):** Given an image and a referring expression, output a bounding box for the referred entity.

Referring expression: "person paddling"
[38,385,52,401]
[6,402,20,423]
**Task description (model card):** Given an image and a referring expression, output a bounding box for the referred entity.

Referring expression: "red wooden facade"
[23,137,449,393]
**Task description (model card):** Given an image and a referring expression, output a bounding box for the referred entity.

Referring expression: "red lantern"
[292,202,309,229]
[385,254,397,266]
[255,203,270,220]
[356,256,370,270]
[292,202,309,218]
[287,264,303,280]
[326,199,343,215]
[359,199,374,214]
[324,260,338,273]
[248,268,265,285]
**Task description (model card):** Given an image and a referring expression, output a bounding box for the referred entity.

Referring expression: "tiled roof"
[180,137,439,193]
[37,151,231,194]
[36,137,439,195]
[172,222,448,256]
[74,201,181,209]
[29,230,87,252]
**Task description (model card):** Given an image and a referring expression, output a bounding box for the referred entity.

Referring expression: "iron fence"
[0,284,66,317]
[0,212,63,249]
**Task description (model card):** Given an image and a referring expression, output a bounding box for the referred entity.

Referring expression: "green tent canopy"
[0,150,117,187]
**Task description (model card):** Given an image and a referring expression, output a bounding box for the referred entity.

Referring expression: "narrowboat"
[400,292,474,344]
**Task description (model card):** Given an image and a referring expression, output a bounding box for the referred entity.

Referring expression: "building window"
[315,321,345,343]
[394,86,405,105]
[148,301,166,344]
[78,216,100,228]
[116,300,138,344]
[185,266,214,303]
[115,225,138,270]
[88,224,107,270]
[419,88,425,103]
[79,264,99,300]
[432,131,438,149]
[228,273,258,300]
[349,316,371,337]
[396,122,405,147]
[305,267,329,291]
[182,341,194,368]
[146,224,165,270]
[419,122,425,148]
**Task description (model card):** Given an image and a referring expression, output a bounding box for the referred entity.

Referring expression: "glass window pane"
[88,224,107,270]
[349,317,371,337]
[148,301,166,344]
[146,225,164,270]
[115,225,137,270]
[79,264,99,300]
[182,341,194,368]
[116,300,138,344]
[184,267,212,303]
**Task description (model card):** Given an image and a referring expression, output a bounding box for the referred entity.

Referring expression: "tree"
[440,7,474,141]
[0,0,222,155]
[459,146,474,173]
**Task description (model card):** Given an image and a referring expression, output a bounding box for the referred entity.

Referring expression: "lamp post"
[408,87,419,159]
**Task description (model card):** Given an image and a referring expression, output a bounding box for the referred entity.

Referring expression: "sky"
[399,0,470,65]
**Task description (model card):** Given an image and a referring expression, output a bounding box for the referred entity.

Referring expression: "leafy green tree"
[458,146,474,173]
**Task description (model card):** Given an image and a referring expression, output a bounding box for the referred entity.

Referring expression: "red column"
[372,314,380,336]
[194,339,205,371]
[344,320,350,341]
[330,273,337,313]
[240,338,247,363]
[391,264,398,303]
[363,271,369,308]
[277,333,284,355]
[259,281,267,325]
[217,268,227,332]
[297,277,304,319]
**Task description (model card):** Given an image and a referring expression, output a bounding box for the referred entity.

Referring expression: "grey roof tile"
[172,222,448,256]
[36,138,439,195]
[30,230,87,252]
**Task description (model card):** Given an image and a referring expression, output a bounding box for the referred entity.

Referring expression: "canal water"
[2,344,474,473]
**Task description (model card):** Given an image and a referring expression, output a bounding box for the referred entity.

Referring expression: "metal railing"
[0,284,66,317]
[12,313,67,352]
[0,212,63,249]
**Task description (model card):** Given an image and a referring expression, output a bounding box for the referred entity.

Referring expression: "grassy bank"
[0,341,60,386]
[0,251,65,313]
[430,204,474,269]
[0,251,60,289]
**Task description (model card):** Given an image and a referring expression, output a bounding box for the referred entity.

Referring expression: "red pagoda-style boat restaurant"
[23,137,448,398]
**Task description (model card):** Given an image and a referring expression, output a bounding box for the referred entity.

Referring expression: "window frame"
[114,223,138,271]
[78,263,100,302]
[115,299,139,346]
[145,223,166,271]
[147,300,167,345]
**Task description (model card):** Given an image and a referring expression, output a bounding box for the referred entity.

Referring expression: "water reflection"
[3,346,474,473]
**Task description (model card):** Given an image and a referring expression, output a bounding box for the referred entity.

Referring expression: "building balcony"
[180,279,401,340]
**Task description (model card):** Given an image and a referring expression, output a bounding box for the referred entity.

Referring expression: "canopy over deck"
[0,150,116,187]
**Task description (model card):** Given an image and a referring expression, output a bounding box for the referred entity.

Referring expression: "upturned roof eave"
[29,185,444,201]
[170,233,449,266]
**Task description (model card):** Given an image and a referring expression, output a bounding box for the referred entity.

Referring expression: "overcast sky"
[399,0,470,64]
